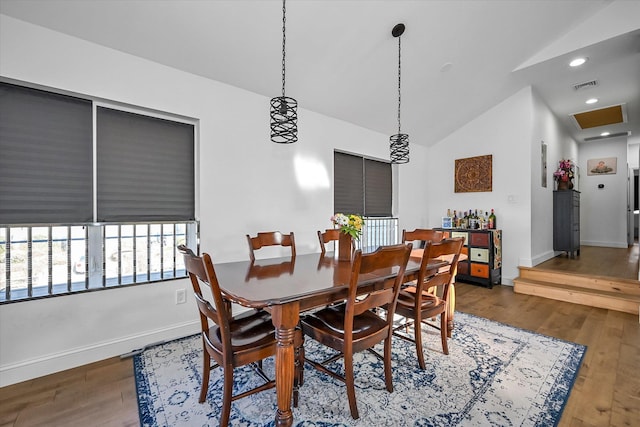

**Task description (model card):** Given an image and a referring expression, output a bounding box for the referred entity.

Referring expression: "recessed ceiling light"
[600,132,610,136]
[586,98,598,104]
[569,57,587,67]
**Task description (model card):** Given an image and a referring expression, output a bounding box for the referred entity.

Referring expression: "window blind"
[364,158,392,216]
[0,83,93,224]
[96,107,195,221]
[334,151,392,216]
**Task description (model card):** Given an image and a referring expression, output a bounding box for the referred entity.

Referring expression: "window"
[333,151,396,249]
[0,82,197,303]
[334,151,392,216]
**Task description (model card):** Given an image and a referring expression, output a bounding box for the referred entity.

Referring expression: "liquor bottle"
[488,209,496,229]
[452,210,458,228]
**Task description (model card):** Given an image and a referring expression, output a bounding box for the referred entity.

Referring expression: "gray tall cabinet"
[553,190,580,258]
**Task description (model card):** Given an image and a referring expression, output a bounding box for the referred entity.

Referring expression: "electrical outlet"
[175,289,186,304]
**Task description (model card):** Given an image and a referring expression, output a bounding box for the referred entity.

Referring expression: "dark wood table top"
[213,252,445,311]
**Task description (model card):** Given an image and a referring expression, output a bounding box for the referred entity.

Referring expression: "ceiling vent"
[584,131,631,142]
[572,80,599,91]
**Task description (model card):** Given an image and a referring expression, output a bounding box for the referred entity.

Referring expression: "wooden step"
[517,266,640,296]
[514,267,640,316]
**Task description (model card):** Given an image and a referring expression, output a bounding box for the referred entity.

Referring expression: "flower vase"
[338,232,353,262]
[557,179,574,190]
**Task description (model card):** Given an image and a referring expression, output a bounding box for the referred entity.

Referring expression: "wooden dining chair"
[246,231,296,262]
[177,245,304,426]
[300,243,413,420]
[402,228,444,247]
[317,229,340,255]
[392,238,464,370]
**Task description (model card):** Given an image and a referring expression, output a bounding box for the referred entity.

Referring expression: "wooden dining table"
[213,250,448,427]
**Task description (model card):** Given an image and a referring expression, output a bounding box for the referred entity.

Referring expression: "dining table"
[213,250,448,427]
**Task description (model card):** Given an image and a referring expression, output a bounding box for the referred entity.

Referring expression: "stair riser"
[514,281,639,315]
[517,268,640,296]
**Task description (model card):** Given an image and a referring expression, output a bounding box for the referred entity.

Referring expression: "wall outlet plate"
[176,289,186,304]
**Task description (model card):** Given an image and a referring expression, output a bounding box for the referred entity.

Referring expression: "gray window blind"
[334,152,364,215]
[364,158,392,216]
[334,151,392,216]
[96,107,194,221]
[0,83,93,224]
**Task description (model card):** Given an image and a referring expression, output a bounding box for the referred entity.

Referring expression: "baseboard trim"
[0,320,199,387]
[580,240,628,249]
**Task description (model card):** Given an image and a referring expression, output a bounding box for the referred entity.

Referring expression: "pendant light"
[389,23,409,164]
[270,0,298,143]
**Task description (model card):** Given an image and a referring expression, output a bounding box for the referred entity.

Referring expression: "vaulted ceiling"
[1,0,638,147]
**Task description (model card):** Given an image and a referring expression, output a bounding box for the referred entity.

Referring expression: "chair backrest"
[178,245,232,353]
[417,238,464,301]
[345,243,412,330]
[317,229,341,255]
[246,231,296,262]
[402,228,445,247]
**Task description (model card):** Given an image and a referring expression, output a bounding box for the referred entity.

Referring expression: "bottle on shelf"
[452,210,458,228]
[488,209,496,229]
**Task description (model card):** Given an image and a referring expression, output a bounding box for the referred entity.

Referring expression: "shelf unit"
[553,190,580,258]
[435,228,502,288]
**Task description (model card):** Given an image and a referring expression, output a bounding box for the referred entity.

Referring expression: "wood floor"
[2,280,638,426]
[535,244,639,280]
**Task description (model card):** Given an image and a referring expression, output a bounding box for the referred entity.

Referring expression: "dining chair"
[317,229,340,255]
[392,238,464,370]
[300,243,413,420]
[177,245,304,426]
[402,228,444,248]
[246,231,296,262]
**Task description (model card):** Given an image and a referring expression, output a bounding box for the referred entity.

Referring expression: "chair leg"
[383,336,393,393]
[440,312,449,355]
[293,343,305,407]
[414,314,426,370]
[344,351,359,419]
[199,350,211,403]
[298,341,305,386]
[220,364,234,427]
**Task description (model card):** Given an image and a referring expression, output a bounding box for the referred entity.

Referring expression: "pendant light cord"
[281,0,287,98]
[397,35,402,134]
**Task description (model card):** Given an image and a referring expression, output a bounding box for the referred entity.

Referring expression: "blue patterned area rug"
[134,312,586,426]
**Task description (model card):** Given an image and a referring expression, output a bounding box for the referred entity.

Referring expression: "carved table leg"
[447,282,455,338]
[270,302,300,427]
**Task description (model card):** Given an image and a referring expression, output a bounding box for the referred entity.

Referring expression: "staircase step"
[517,267,640,296]
[513,277,640,315]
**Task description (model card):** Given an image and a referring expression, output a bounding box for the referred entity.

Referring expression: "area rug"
[134,312,586,426]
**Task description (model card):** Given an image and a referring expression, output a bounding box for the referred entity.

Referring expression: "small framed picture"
[442,217,453,229]
[587,157,617,175]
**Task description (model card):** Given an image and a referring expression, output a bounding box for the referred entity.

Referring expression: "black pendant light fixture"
[270,0,298,143]
[390,23,409,164]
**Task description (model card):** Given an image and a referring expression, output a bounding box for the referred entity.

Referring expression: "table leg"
[270,302,300,427]
[447,282,455,338]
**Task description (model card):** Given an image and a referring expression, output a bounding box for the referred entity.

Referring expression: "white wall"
[578,137,629,247]
[530,89,578,265]
[0,15,430,386]
[426,87,535,285]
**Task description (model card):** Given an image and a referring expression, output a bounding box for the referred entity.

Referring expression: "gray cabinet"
[553,190,580,258]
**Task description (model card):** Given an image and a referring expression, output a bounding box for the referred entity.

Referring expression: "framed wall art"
[454,154,492,193]
[587,157,617,175]
[541,141,547,188]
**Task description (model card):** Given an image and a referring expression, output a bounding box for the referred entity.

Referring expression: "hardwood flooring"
[535,244,639,280]
[2,281,638,426]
